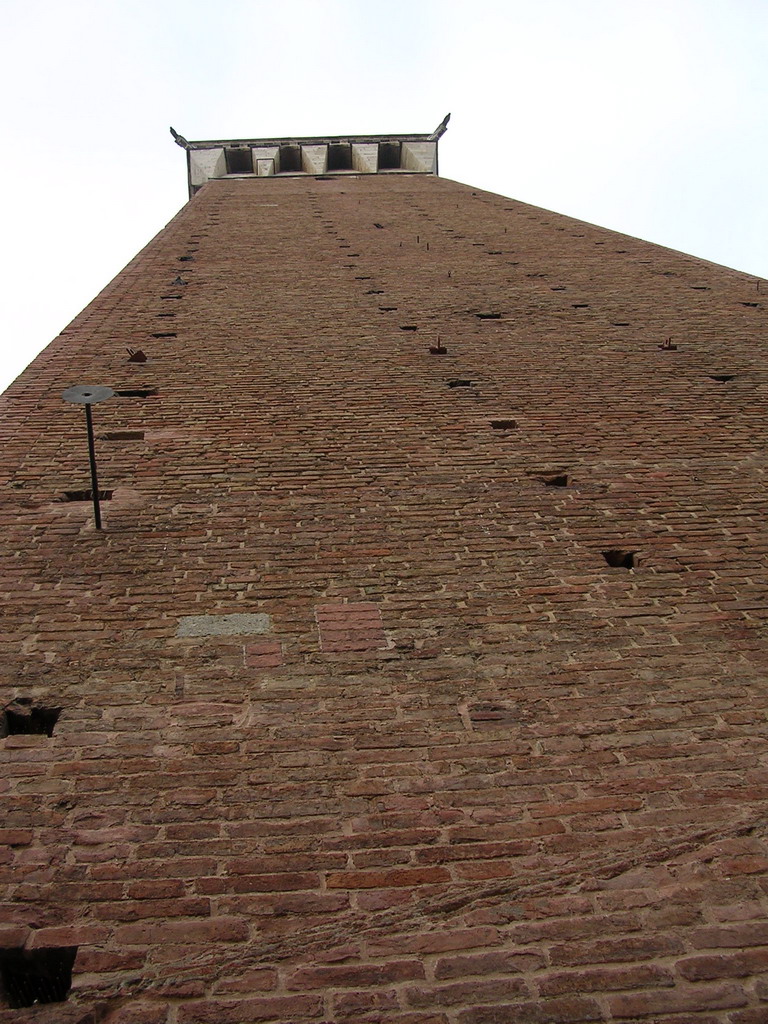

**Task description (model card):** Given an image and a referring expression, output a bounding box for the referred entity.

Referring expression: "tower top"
[171,115,450,197]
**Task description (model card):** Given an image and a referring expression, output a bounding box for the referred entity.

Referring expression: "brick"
[0,924,30,947]
[331,989,400,1016]
[74,948,147,971]
[507,912,640,944]
[457,996,603,1023]
[244,640,284,669]
[677,948,768,980]
[177,995,322,1023]
[126,879,186,899]
[691,923,768,949]
[608,982,748,1017]
[27,924,110,946]
[103,1005,171,1024]
[155,980,206,998]
[368,926,500,956]
[116,917,248,944]
[405,977,529,1007]
[212,968,278,994]
[229,853,345,873]
[0,829,33,846]
[550,933,685,966]
[219,892,348,916]
[435,950,544,980]
[327,866,450,888]
[229,871,321,892]
[539,963,674,995]
[711,901,765,922]
[92,897,210,921]
[336,1017,448,1024]
[287,960,424,990]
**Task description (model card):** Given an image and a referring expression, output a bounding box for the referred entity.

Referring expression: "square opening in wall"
[0,947,77,1008]
[279,145,302,172]
[62,489,113,502]
[540,473,568,486]
[602,549,637,569]
[378,142,401,169]
[327,144,353,171]
[2,704,61,737]
[225,147,253,174]
[527,468,569,487]
[468,701,519,725]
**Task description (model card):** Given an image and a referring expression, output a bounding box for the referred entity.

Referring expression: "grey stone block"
[176,613,272,637]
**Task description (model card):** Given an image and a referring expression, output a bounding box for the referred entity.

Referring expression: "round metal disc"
[62,385,114,405]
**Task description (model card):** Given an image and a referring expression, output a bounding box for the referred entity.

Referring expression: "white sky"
[1,0,766,393]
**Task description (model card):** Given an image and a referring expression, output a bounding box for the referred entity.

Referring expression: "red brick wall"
[1,172,767,1022]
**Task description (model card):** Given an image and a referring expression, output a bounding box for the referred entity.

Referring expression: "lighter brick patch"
[315,602,388,652]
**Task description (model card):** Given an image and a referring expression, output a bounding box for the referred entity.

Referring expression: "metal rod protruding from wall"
[84,403,102,530]
[62,385,115,531]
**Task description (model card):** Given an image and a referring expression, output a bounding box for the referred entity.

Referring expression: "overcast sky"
[1,0,766,393]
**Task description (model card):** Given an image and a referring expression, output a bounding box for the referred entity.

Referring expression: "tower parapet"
[170,116,450,197]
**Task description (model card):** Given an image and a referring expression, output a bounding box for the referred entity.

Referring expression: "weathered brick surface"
[1,170,767,1021]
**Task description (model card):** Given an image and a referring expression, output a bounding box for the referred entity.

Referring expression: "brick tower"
[1,120,767,1023]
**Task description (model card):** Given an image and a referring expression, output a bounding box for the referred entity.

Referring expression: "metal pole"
[84,403,102,530]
